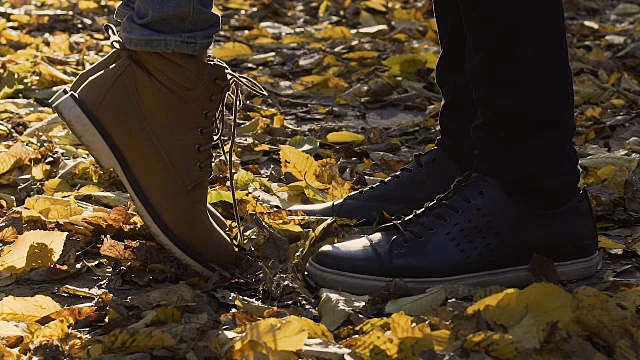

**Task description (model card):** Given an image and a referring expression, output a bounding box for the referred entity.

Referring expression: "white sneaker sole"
[52,90,215,276]
[306,251,601,295]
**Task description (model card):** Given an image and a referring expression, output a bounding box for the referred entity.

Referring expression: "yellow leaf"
[466,283,580,348]
[304,77,350,96]
[32,316,73,341]
[235,317,308,352]
[340,327,399,358]
[0,295,61,322]
[383,53,438,80]
[315,26,352,40]
[335,317,391,338]
[343,51,379,59]
[49,33,71,55]
[0,230,68,273]
[385,286,447,316]
[102,324,201,353]
[572,286,635,348]
[598,235,625,249]
[361,0,387,12]
[389,312,431,339]
[43,178,74,196]
[0,152,20,176]
[326,131,365,144]
[288,316,334,342]
[273,114,285,128]
[279,145,320,184]
[37,63,74,88]
[24,195,83,219]
[327,180,353,201]
[78,0,100,12]
[212,42,253,62]
[466,283,573,328]
[464,331,523,359]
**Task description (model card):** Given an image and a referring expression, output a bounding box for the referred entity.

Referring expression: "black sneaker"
[289,147,463,225]
[306,174,600,295]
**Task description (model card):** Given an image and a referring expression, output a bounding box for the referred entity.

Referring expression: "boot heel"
[52,92,120,171]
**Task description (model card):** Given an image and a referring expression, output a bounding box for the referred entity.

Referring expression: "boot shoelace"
[354,152,434,197]
[389,174,484,245]
[105,24,268,244]
[204,57,267,244]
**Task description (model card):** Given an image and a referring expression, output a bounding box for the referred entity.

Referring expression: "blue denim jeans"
[115,0,220,54]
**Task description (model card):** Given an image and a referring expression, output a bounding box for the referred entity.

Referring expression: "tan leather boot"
[50,31,229,233]
[52,32,258,273]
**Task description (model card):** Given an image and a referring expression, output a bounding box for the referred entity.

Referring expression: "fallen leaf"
[0,230,68,273]
[0,295,61,322]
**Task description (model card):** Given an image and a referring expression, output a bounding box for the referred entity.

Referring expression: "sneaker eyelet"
[442,218,450,223]
[417,235,424,240]
[453,209,461,215]
[401,238,409,245]
[429,227,436,232]
[198,128,207,136]
[196,162,205,171]
[465,199,473,205]
[478,190,486,198]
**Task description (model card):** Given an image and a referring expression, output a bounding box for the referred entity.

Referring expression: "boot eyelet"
[453,209,461,215]
[401,238,409,245]
[465,199,473,205]
[417,235,424,240]
[209,94,216,102]
[195,145,204,154]
[442,218,450,223]
[196,162,205,171]
[478,190,486,198]
[429,227,436,232]
[198,128,207,136]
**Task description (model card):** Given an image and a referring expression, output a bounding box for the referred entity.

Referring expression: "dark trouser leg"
[458,0,579,209]
[433,0,476,172]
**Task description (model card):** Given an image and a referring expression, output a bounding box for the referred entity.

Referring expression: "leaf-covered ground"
[1,0,640,358]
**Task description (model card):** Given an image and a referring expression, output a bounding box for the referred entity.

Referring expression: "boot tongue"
[135,52,208,90]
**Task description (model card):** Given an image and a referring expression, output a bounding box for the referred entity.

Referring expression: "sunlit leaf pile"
[0,0,639,358]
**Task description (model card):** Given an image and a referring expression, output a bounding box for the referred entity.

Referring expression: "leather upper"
[290,147,463,224]
[74,50,237,269]
[310,174,598,279]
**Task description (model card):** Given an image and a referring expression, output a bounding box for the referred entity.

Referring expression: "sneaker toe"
[308,237,383,276]
[288,202,336,217]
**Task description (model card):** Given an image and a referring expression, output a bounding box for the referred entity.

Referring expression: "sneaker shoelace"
[389,173,477,244]
[104,24,268,244]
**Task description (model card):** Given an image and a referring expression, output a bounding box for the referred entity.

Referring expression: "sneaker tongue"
[135,52,208,90]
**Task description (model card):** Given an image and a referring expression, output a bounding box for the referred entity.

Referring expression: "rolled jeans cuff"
[114,0,220,54]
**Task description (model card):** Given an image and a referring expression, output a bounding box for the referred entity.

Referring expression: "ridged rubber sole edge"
[306,251,601,295]
[52,90,214,276]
